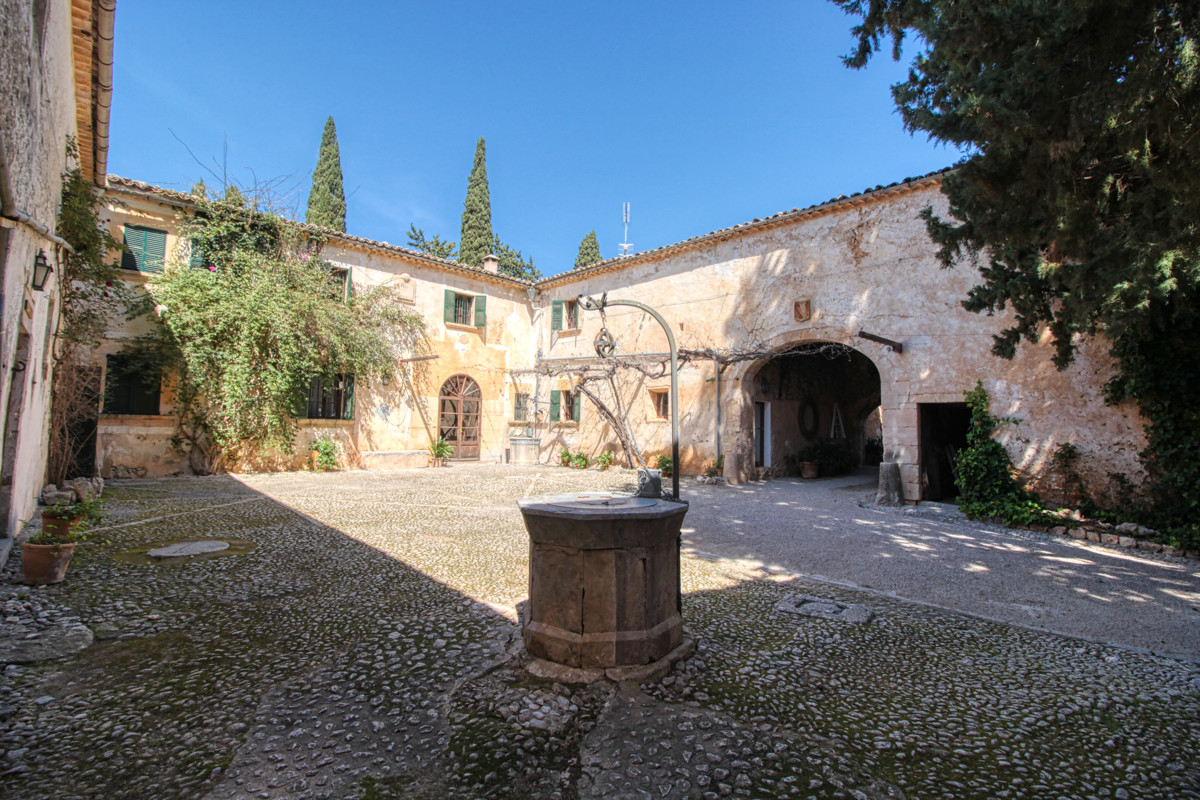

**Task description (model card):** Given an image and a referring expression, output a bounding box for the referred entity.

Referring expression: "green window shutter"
[549,390,561,422]
[121,226,143,271]
[341,374,355,420]
[573,392,582,422]
[444,289,455,324]
[188,240,205,269]
[345,267,353,301]
[551,299,563,331]
[143,228,166,273]
[474,295,487,328]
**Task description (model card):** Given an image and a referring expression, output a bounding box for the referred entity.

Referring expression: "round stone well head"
[518,492,688,670]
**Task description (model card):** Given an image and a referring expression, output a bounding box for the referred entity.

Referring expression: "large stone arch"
[721,331,892,483]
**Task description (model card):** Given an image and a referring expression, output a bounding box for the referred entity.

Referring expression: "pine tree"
[459,137,493,266]
[574,230,601,269]
[406,224,457,260]
[306,116,347,232]
[492,236,541,281]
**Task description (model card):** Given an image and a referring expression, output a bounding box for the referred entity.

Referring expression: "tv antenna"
[619,202,633,257]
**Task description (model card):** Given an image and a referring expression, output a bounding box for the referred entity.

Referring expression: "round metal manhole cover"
[113,539,257,566]
[776,594,874,624]
[147,540,230,558]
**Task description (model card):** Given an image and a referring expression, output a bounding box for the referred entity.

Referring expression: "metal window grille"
[652,391,669,419]
[454,294,473,325]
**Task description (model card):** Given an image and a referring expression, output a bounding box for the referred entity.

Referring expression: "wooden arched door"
[438,374,481,460]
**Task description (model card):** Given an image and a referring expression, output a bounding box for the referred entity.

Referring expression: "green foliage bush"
[953,383,1049,527]
[596,451,615,470]
[655,454,675,477]
[130,188,426,469]
[312,437,339,471]
[429,438,453,460]
[703,454,725,478]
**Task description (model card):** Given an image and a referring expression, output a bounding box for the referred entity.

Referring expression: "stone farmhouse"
[95,174,1145,506]
[0,0,1148,554]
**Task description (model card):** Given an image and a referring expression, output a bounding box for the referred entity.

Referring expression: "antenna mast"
[619,202,632,257]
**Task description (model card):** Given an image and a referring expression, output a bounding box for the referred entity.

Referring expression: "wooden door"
[438,375,482,460]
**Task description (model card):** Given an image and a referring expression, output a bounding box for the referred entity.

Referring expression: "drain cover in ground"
[147,540,230,559]
[776,594,873,624]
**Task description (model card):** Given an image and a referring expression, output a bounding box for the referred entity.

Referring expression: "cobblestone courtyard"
[1,464,1198,799]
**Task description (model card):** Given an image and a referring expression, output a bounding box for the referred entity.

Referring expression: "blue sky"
[108,1,954,277]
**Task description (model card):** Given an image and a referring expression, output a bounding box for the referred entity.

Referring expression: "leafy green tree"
[492,235,541,281]
[459,137,494,266]
[135,193,424,470]
[835,1,1200,539]
[575,230,601,269]
[406,224,458,260]
[306,116,347,231]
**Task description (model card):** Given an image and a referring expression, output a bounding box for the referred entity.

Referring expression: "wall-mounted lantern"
[31,250,53,291]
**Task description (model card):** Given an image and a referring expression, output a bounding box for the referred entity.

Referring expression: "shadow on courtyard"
[0,471,1197,800]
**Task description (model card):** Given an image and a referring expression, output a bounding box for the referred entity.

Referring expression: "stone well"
[518,492,688,669]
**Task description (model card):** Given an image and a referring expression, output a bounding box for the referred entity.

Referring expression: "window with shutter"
[551,299,563,331]
[302,374,354,420]
[122,225,168,273]
[549,390,561,421]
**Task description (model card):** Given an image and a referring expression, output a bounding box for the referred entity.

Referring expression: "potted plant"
[429,437,453,467]
[27,496,105,585]
[798,445,822,479]
[310,437,339,471]
[655,454,675,478]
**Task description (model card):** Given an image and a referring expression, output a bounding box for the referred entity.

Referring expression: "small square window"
[103,354,161,415]
[514,392,531,422]
[651,390,669,420]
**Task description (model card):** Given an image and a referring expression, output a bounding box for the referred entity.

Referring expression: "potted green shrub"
[429,437,453,467]
[798,445,822,479]
[310,437,339,471]
[655,454,675,478]
[27,497,105,585]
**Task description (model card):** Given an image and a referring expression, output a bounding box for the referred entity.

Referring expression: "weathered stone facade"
[93,174,1145,506]
[0,0,113,546]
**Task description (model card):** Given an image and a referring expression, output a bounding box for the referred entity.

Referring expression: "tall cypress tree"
[459,137,493,266]
[306,117,347,232]
[574,230,601,269]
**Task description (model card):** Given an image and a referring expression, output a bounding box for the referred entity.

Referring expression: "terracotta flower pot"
[802,461,820,479]
[40,513,81,541]
[23,542,77,585]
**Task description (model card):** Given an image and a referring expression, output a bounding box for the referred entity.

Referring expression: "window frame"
[121,224,168,274]
[650,389,669,420]
[102,354,162,416]
[303,374,355,420]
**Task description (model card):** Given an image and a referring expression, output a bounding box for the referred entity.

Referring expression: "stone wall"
[538,180,1146,503]
[0,0,94,539]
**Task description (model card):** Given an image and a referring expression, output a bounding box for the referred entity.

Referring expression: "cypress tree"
[306,116,347,232]
[459,137,493,266]
[574,230,601,269]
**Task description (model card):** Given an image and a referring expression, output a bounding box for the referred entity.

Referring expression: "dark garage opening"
[919,403,970,501]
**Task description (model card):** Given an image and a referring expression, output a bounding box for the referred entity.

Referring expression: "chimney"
[482,253,500,273]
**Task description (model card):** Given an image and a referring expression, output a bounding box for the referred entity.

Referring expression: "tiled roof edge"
[103,175,535,288]
[536,169,951,288]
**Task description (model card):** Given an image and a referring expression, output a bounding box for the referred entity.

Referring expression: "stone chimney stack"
[482,254,500,273]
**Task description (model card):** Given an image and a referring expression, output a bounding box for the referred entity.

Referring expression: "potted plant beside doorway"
[798,446,821,479]
[26,497,105,585]
[429,438,453,467]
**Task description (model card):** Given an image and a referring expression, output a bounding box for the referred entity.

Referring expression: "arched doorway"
[438,374,481,460]
[743,343,881,475]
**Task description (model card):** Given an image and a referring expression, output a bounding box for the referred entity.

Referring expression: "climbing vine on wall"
[130,186,426,470]
[953,382,1048,527]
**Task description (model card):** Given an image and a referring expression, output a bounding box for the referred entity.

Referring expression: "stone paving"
[0,464,1196,800]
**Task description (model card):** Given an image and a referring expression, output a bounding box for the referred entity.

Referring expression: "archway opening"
[745,343,881,476]
[438,374,481,460]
